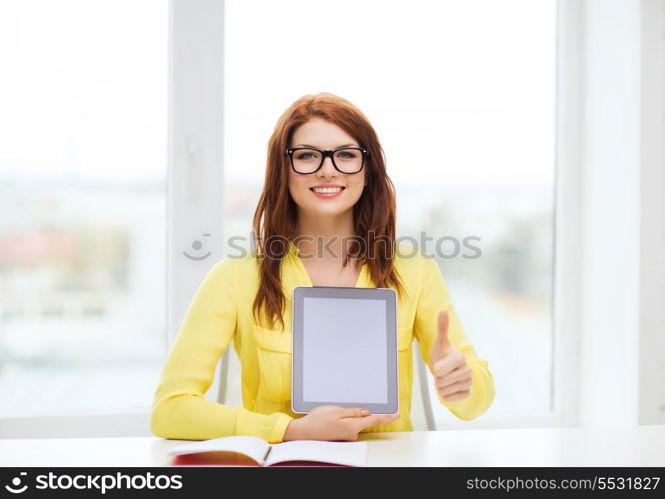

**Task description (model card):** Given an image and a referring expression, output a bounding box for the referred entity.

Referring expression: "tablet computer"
[291,285,399,415]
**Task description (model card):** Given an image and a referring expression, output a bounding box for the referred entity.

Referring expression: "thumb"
[435,310,450,351]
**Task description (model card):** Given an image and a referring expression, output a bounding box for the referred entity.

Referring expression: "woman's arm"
[150,257,293,443]
[413,254,496,421]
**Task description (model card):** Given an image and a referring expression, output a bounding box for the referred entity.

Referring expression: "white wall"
[639,0,665,425]
[577,0,665,427]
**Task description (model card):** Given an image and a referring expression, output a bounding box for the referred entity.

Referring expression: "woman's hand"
[282,405,400,442]
[429,310,473,402]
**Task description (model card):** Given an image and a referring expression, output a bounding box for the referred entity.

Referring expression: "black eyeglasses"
[285,146,368,175]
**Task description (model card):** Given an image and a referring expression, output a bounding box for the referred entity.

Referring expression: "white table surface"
[1,426,664,467]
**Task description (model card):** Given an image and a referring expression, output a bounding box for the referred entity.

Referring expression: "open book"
[167,435,368,467]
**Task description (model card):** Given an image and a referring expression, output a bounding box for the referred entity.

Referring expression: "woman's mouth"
[309,186,345,199]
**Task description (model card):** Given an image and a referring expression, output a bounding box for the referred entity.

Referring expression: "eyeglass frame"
[285,146,369,175]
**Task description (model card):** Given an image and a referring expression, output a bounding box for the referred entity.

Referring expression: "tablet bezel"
[291,285,399,415]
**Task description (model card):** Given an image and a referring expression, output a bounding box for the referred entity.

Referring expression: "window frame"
[638,0,665,425]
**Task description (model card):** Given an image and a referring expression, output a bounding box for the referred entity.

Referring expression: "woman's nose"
[317,156,338,178]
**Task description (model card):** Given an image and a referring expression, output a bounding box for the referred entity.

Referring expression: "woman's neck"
[294,210,355,261]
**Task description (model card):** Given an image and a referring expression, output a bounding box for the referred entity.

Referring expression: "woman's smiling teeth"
[311,186,345,193]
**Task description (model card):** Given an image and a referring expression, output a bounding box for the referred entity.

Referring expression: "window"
[222,0,556,424]
[0,0,561,435]
[0,0,167,419]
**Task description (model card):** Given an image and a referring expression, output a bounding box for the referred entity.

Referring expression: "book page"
[167,436,270,465]
[265,440,368,467]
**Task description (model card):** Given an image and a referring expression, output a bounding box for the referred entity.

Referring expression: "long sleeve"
[150,257,293,443]
[413,254,495,421]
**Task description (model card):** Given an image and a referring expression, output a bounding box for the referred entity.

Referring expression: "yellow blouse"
[150,241,495,443]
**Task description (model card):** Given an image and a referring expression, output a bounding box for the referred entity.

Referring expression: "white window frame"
[2,0,663,438]
[574,0,664,428]
[638,0,665,425]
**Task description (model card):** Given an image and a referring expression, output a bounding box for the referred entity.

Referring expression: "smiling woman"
[150,93,495,443]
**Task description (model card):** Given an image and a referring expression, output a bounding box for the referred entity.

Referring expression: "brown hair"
[251,92,405,329]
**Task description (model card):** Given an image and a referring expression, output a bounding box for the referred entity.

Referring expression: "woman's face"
[288,117,367,219]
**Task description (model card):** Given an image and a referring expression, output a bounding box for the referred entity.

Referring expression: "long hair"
[251,92,405,330]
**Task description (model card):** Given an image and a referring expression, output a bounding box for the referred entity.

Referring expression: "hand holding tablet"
[283,405,400,442]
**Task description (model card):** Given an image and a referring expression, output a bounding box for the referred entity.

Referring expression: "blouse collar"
[286,239,368,287]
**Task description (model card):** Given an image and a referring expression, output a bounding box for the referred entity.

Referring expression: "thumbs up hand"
[429,310,472,402]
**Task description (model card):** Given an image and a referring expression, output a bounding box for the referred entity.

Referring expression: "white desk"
[1,426,664,467]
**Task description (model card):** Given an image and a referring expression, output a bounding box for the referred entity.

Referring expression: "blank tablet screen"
[302,297,387,404]
[291,286,398,415]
